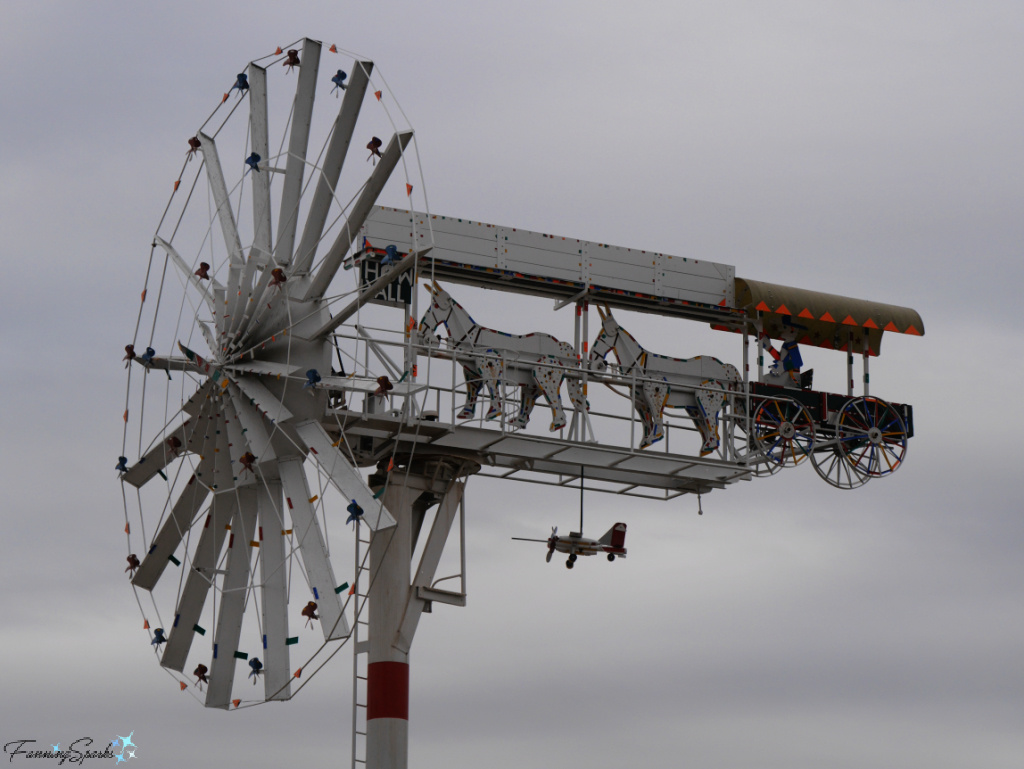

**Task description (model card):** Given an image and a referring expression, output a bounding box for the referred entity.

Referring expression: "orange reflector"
[180,681,188,691]
[222,93,229,103]
[123,409,129,422]
[294,668,302,678]
[406,183,413,196]
[348,585,356,595]
[173,180,180,191]
[329,44,337,53]
[143,619,150,629]
[374,90,382,101]
[232,699,241,708]
[141,289,147,302]
[308,495,319,504]
[125,522,130,534]
[387,457,395,472]
[275,47,283,54]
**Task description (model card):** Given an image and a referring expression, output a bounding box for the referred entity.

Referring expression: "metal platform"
[325,409,752,499]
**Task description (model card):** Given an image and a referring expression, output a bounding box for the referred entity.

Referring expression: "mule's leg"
[640,381,668,447]
[482,357,504,420]
[534,364,567,431]
[694,385,726,455]
[565,376,588,414]
[513,385,539,429]
[459,364,481,419]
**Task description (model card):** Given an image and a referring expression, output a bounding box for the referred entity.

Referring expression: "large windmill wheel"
[119,39,421,709]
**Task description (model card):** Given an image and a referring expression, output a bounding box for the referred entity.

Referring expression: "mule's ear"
[602,303,613,317]
[596,304,607,320]
[431,279,442,292]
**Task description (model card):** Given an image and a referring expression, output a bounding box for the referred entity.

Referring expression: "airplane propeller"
[546,526,558,563]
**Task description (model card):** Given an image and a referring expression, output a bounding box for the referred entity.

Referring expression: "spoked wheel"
[752,397,815,472]
[836,396,908,481]
[811,446,870,489]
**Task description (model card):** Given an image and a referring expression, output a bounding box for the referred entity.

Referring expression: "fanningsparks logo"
[3,733,139,764]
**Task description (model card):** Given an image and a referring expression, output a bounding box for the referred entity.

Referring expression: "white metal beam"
[198,131,245,335]
[278,457,350,641]
[275,38,322,265]
[293,420,397,530]
[231,374,294,424]
[395,482,464,653]
[132,460,212,591]
[258,480,291,700]
[292,61,374,275]
[122,408,208,489]
[248,64,273,266]
[160,493,235,672]
[154,236,223,307]
[226,383,277,464]
[302,130,414,301]
[205,487,258,708]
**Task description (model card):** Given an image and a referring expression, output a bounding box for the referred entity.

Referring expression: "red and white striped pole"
[366,479,414,769]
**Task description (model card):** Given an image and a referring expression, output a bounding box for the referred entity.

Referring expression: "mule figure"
[589,306,740,454]
[414,282,587,431]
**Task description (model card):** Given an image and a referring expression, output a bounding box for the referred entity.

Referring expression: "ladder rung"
[357,675,367,681]
[356,731,367,737]
[356,703,366,708]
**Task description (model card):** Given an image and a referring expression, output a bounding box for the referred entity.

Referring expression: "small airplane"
[513,523,627,569]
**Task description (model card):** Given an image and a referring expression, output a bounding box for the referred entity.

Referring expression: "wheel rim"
[752,397,815,469]
[836,397,908,479]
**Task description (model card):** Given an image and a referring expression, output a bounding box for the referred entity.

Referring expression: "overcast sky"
[2,2,1023,768]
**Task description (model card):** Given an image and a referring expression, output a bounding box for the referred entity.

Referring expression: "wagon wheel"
[835,396,908,480]
[810,446,870,489]
[752,397,815,471]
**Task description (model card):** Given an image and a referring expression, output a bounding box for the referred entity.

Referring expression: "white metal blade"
[275,38,322,265]
[257,480,291,700]
[205,487,259,709]
[226,383,277,464]
[302,130,414,301]
[223,360,301,377]
[292,61,374,275]
[160,493,235,672]
[155,236,224,304]
[293,420,397,530]
[221,400,256,488]
[278,457,349,640]
[232,374,293,424]
[198,131,245,335]
[122,409,208,489]
[248,64,273,266]
[132,460,212,591]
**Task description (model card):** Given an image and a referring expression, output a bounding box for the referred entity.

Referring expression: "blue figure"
[248,657,263,684]
[331,70,348,95]
[346,500,364,527]
[381,244,400,267]
[116,456,129,474]
[140,347,156,364]
[230,73,249,95]
[304,369,322,389]
[151,628,167,647]
[245,152,261,174]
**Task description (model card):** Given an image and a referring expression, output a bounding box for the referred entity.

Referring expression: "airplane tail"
[599,523,627,549]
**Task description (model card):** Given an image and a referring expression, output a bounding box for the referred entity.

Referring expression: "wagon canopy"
[728,278,925,356]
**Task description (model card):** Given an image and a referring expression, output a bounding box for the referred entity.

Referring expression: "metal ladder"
[351,520,372,768]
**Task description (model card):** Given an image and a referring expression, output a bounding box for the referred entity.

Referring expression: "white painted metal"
[293,420,397,530]
[160,493,235,672]
[231,374,294,424]
[122,412,207,489]
[293,60,374,275]
[226,384,277,464]
[132,461,212,591]
[275,38,322,265]
[257,479,291,701]
[154,236,224,303]
[278,457,350,640]
[363,206,736,308]
[395,481,464,653]
[247,64,273,266]
[303,131,414,301]
[205,487,258,708]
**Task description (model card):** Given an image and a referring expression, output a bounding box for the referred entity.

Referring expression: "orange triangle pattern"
[775,304,791,315]
[905,325,922,335]
[798,308,815,319]
[329,44,338,53]
[841,315,858,326]
[294,668,303,678]
[180,681,188,691]
[232,699,241,708]
[755,301,771,312]
[863,318,878,329]
[820,312,835,323]
[884,321,900,332]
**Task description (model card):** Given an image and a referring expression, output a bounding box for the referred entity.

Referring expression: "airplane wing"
[511,537,550,543]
